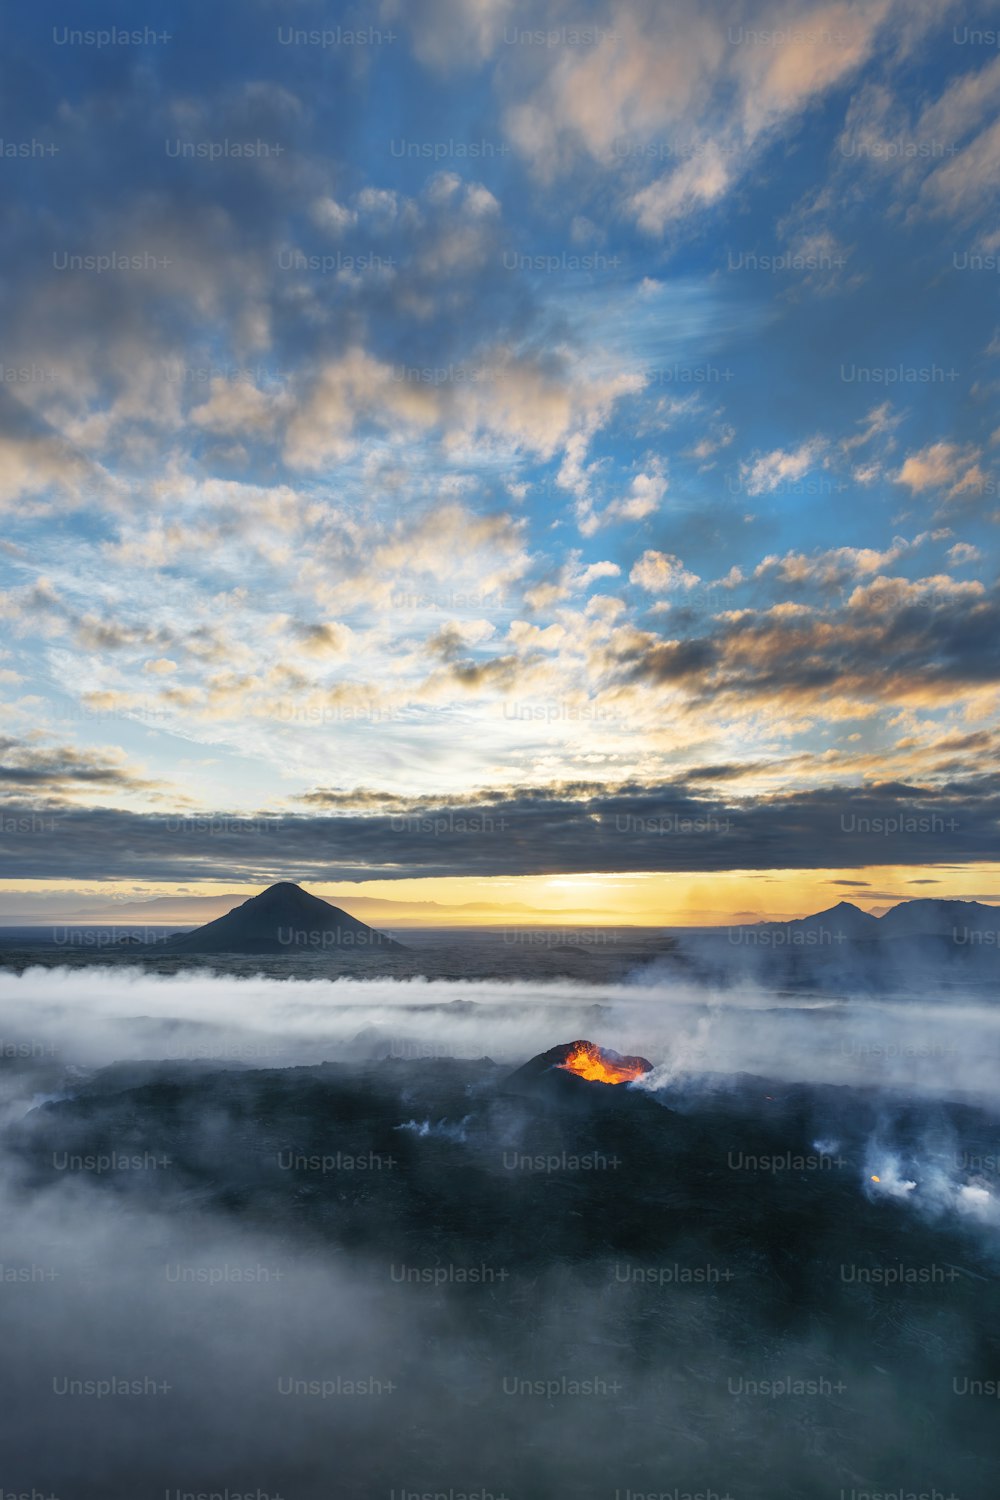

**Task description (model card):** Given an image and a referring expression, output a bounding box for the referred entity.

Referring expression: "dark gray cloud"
[613,578,1000,707]
[0,774,996,881]
[0,739,158,792]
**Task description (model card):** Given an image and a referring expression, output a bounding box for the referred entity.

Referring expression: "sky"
[0,0,998,922]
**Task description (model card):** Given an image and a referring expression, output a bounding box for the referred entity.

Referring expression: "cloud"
[840,401,901,454]
[190,377,283,437]
[946,542,983,566]
[630,143,733,234]
[292,622,355,658]
[921,117,1000,219]
[490,0,899,232]
[426,619,498,659]
[753,535,932,587]
[284,345,639,471]
[384,0,514,69]
[0,738,161,801]
[606,467,669,523]
[574,560,621,588]
[0,391,110,511]
[629,550,701,593]
[1,770,997,879]
[740,439,827,495]
[0,0,995,885]
[310,196,359,235]
[894,442,985,498]
[615,573,1000,711]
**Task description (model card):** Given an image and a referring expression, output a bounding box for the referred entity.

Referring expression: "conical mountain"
[163,881,404,954]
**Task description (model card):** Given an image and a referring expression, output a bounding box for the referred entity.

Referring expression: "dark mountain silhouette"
[876,898,1000,938]
[737,897,998,941]
[675,896,999,993]
[161,882,405,955]
[753,900,881,939]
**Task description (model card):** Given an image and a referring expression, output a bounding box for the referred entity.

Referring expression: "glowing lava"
[556,1041,651,1085]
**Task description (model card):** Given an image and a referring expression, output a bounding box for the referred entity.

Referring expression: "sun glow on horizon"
[1,866,999,926]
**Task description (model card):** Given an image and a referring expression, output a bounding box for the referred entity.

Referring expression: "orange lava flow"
[557,1042,648,1085]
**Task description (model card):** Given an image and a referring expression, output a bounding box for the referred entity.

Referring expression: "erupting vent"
[556,1041,652,1085]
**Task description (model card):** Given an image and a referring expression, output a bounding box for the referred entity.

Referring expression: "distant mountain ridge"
[58,891,606,926]
[675,896,1000,993]
[6,891,996,941]
[756,900,880,938]
[745,898,1000,939]
[876,898,1000,938]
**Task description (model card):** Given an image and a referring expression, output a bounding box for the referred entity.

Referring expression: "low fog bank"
[2,964,1000,1098]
